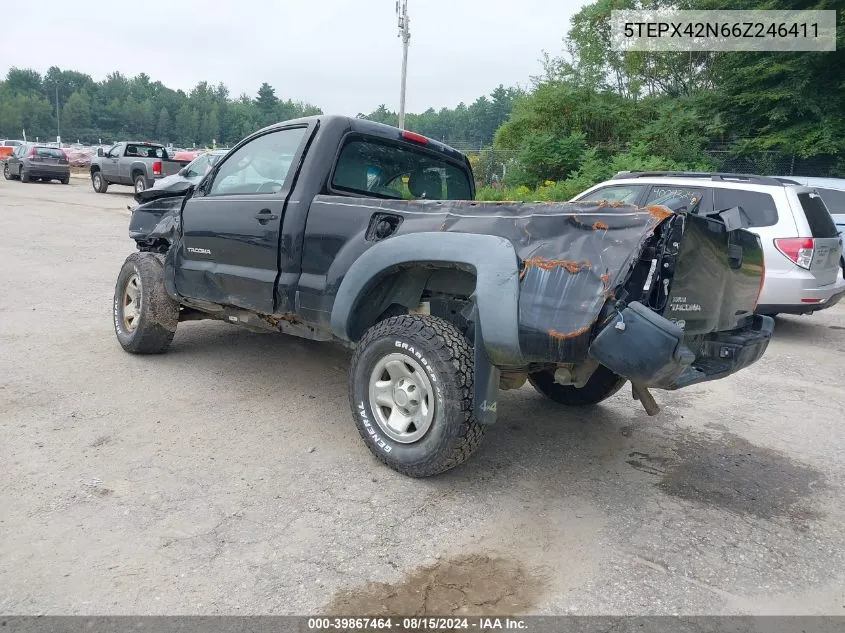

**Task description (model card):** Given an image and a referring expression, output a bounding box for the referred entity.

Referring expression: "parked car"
[0,139,24,159]
[112,116,773,477]
[3,143,70,184]
[572,172,845,317]
[152,149,229,190]
[89,142,189,194]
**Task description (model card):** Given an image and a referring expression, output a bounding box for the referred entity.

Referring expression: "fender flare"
[130,161,148,180]
[330,232,524,364]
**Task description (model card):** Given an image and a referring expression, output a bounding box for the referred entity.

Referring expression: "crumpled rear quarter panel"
[327,198,669,363]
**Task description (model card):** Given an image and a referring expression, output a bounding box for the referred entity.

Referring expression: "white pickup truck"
[89,141,187,194]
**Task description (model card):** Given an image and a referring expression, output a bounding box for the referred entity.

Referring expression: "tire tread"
[114,252,179,354]
[349,314,483,477]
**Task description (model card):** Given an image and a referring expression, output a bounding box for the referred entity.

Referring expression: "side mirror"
[97,148,104,157]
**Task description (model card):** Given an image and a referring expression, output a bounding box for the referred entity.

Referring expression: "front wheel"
[528,364,626,406]
[113,252,180,354]
[91,170,108,193]
[348,314,484,477]
[3,163,13,180]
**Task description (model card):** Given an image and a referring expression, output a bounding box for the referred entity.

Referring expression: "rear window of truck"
[798,192,838,238]
[714,189,778,227]
[332,137,472,201]
[126,144,166,159]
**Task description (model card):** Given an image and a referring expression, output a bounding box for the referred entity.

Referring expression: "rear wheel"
[91,170,108,193]
[348,314,484,477]
[60,175,70,185]
[133,173,146,194]
[113,252,180,354]
[528,365,626,406]
[20,168,30,183]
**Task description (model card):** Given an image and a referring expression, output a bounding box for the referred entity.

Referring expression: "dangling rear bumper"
[588,301,774,391]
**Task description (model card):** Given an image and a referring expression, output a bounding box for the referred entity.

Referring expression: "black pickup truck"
[114,115,774,477]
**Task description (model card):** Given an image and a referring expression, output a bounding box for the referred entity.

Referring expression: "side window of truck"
[107,146,121,158]
[207,127,306,196]
[331,137,473,201]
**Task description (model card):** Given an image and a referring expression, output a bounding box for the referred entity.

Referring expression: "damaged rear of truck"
[118,115,773,477]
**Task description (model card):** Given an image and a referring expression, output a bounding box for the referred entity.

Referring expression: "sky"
[2,0,585,115]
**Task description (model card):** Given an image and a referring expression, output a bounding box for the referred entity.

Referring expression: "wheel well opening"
[349,265,478,342]
[132,169,144,179]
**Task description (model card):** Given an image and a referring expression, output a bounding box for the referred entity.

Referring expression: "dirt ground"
[1,177,844,616]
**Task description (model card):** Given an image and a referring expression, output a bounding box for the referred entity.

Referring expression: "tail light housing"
[754,244,766,308]
[152,161,162,176]
[59,150,68,164]
[27,146,38,160]
[774,237,814,269]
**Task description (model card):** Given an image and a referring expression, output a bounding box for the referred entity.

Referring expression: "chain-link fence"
[703,149,841,178]
[452,143,843,189]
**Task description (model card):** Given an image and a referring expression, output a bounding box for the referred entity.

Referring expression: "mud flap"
[473,307,500,425]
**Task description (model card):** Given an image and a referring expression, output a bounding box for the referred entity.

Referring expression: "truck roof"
[254,115,468,165]
[122,141,165,147]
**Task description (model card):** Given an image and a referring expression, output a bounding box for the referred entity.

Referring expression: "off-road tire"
[113,252,179,354]
[91,170,108,193]
[20,168,30,183]
[133,173,146,194]
[528,364,626,406]
[349,314,484,477]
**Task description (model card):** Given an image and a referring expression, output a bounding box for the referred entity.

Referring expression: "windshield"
[332,137,472,200]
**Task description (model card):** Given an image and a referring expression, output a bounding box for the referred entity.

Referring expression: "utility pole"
[55,83,61,144]
[396,0,410,130]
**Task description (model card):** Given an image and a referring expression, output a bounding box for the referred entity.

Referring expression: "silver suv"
[572,172,845,317]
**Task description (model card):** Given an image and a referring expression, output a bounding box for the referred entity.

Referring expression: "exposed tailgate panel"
[661,215,763,335]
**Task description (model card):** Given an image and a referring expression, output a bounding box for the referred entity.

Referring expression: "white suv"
[572,172,845,316]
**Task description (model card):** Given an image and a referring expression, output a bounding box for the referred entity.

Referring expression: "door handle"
[254,209,279,223]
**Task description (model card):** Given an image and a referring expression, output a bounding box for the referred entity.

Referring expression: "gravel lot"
[1,177,844,616]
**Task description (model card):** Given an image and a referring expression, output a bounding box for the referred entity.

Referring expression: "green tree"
[174,104,199,146]
[155,107,171,142]
[255,82,279,127]
[61,90,92,140]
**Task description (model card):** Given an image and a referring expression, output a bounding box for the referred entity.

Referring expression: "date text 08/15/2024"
[307,617,528,630]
